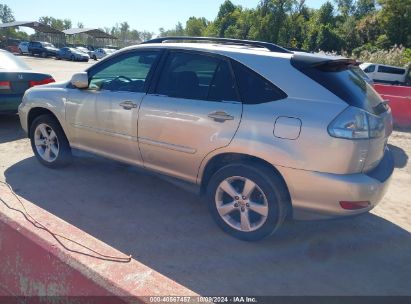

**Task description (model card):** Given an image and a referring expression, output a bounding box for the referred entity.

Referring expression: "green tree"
[0,4,15,23]
[39,16,72,31]
[0,4,16,39]
[185,17,209,36]
[378,0,411,47]
[214,0,240,37]
[355,0,376,19]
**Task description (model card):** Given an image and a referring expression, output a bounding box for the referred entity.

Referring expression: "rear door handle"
[119,101,138,110]
[208,111,234,122]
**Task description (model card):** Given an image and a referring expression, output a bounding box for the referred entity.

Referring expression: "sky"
[1,0,327,35]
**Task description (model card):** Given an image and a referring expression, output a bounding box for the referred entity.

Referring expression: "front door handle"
[119,101,138,110]
[208,111,234,122]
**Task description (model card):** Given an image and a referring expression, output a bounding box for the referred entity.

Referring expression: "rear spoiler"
[291,53,357,71]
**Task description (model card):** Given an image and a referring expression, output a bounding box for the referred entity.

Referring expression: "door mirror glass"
[71,72,89,89]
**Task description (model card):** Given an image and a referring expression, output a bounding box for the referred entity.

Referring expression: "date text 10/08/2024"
[149,296,258,303]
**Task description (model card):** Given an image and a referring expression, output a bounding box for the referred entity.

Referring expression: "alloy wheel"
[34,123,59,163]
[215,176,269,232]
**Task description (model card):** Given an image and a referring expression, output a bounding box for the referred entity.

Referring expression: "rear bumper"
[0,94,23,113]
[278,148,394,220]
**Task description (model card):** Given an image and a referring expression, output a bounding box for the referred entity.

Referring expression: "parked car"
[18,37,394,241]
[0,38,21,53]
[92,48,116,60]
[28,41,59,58]
[360,62,408,85]
[18,41,30,54]
[57,47,89,62]
[0,50,55,113]
[76,46,96,60]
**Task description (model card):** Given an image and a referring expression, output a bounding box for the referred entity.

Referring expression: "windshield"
[0,51,31,70]
[42,42,55,48]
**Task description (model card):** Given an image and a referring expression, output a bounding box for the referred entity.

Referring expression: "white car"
[76,47,96,60]
[92,48,116,60]
[360,62,408,85]
[18,41,30,54]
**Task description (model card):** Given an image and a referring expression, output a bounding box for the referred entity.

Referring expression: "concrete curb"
[0,185,198,302]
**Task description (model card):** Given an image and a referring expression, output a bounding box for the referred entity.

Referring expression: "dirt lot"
[0,57,410,296]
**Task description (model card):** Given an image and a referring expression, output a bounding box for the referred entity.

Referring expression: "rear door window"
[155,52,238,102]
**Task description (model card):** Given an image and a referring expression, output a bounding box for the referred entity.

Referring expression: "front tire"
[206,163,289,241]
[30,114,72,168]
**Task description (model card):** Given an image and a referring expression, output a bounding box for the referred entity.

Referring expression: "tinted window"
[231,61,287,104]
[89,51,159,93]
[297,64,383,114]
[208,61,238,101]
[363,65,375,73]
[378,65,405,75]
[156,52,238,101]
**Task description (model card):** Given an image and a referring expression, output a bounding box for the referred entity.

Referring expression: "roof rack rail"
[141,36,292,54]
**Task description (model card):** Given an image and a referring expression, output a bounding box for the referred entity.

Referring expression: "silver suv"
[19,37,394,241]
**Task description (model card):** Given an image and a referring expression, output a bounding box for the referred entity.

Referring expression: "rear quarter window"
[231,60,287,104]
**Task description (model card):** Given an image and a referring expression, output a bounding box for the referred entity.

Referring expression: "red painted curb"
[0,185,198,302]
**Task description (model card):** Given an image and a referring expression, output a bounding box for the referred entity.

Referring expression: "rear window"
[0,51,31,70]
[294,61,383,114]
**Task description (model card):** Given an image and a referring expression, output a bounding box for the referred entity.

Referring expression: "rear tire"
[41,51,47,58]
[206,162,289,241]
[29,114,72,168]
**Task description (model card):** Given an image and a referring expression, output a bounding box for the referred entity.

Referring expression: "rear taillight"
[29,77,55,87]
[0,81,11,90]
[328,106,384,140]
[340,201,371,210]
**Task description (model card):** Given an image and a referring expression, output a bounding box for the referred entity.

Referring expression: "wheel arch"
[27,107,63,133]
[199,152,293,218]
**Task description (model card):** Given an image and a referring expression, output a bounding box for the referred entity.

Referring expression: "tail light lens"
[340,201,371,210]
[0,81,11,90]
[29,77,55,87]
[328,106,384,140]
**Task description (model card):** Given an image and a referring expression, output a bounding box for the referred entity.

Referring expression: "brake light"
[0,81,11,90]
[340,201,371,210]
[29,77,55,87]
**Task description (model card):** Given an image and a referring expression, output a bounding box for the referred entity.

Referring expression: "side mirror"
[70,72,89,89]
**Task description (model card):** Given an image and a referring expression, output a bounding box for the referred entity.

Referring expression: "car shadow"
[0,114,25,144]
[388,144,409,169]
[3,155,411,296]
